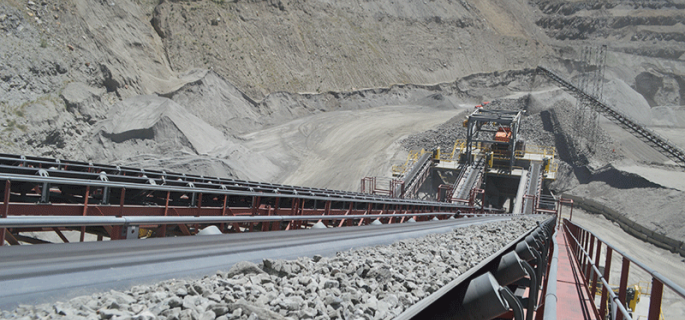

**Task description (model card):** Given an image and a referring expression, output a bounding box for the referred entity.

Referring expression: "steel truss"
[537,67,685,166]
[0,154,479,245]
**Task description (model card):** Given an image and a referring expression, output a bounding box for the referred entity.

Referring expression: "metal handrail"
[0,173,468,208]
[543,227,559,320]
[566,220,685,299]
[0,155,379,199]
[0,212,469,228]
[563,221,633,320]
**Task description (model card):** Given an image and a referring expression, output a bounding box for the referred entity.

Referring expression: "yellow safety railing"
[514,145,557,159]
[637,281,652,295]
[392,149,427,177]
[449,139,466,160]
[590,281,664,320]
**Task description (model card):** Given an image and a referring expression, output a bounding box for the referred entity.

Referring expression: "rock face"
[162,70,262,135]
[150,0,542,99]
[60,82,107,124]
[95,95,227,155]
[1,216,543,320]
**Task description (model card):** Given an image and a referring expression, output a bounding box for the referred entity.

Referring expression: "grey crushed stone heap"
[1,216,544,320]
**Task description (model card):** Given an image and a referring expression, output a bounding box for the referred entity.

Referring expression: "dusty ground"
[242,104,463,191]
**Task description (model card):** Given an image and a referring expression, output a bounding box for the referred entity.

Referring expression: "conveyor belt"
[537,66,685,166]
[0,215,511,310]
[452,158,485,201]
[0,153,386,200]
[402,152,433,199]
[523,162,541,215]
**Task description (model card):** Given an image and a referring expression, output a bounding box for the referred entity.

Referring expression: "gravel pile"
[400,97,556,153]
[546,100,622,166]
[1,216,543,320]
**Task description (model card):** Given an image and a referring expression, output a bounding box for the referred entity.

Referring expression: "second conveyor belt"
[0,215,512,310]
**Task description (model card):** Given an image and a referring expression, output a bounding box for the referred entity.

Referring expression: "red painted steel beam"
[52,227,69,243]
[648,278,663,320]
[80,186,90,242]
[590,241,602,298]
[585,234,595,282]
[4,230,19,245]
[618,257,630,309]
[599,247,613,319]
[1,180,9,246]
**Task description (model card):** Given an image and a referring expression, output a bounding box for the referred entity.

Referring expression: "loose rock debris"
[0,216,545,320]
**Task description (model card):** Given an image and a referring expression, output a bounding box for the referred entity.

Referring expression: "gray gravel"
[0,216,543,320]
[400,97,556,153]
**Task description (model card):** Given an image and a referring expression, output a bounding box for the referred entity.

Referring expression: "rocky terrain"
[1,0,685,316]
[0,217,543,320]
[0,0,683,245]
[0,0,683,254]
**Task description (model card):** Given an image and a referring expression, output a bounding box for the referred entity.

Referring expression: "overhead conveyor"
[451,157,486,204]
[537,66,685,166]
[401,151,434,199]
[0,154,484,246]
[522,162,543,215]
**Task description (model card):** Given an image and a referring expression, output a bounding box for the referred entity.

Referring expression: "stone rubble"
[400,97,557,153]
[1,216,544,320]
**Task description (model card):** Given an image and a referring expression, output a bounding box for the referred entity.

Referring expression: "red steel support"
[110,187,127,240]
[579,228,586,263]
[80,186,90,242]
[618,257,630,308]
[576,228,583,266]
[585,234,595,282]
[1,180,10,247]
[599,247,613,319]
[52,227,69,243]
[171,208,192,236]
[159,191,170,238]
[558,198,573,227]
[118,188,126,216]
[337,202,353,228]
[358,203,372,227]
[648,278,664,320]
[325,201,332,217]
[582,231,590,280]
[194,193,204,233]
[271,197,281,231]
[220,194,228,232]
[263,205,273,232]
[590,241,602,297]
[4,231,19,245]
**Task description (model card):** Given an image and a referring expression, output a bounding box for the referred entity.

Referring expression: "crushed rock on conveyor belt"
[0,216,544,320]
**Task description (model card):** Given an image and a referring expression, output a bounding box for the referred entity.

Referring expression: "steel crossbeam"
[0,155,480,245]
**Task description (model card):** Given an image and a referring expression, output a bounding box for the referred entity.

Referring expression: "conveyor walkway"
[555,228,599,320]
[402,152,433,199]
[522,162,541,214]
[451,158,485,202]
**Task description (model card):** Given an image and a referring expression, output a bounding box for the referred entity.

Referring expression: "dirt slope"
[148,0,543,98]
[1,0,685,258]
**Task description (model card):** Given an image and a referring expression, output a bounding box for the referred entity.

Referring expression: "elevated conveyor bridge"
[537,66,685,166]
[1,142,682,320]
[0,154,477,245]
